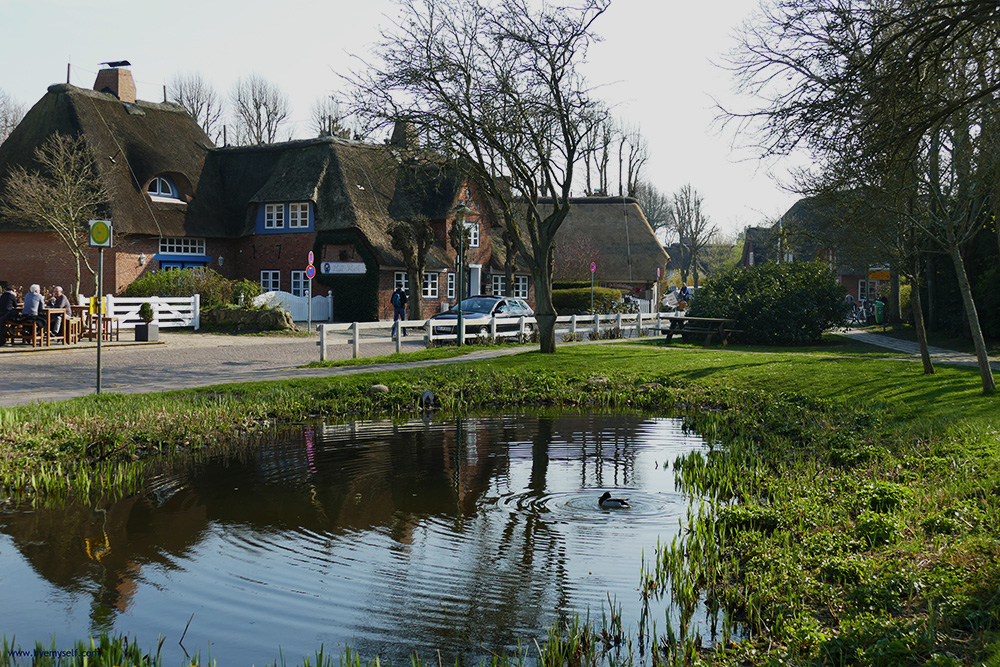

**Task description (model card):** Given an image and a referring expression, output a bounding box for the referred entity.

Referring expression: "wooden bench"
[655,316,734,346]
[5,319,46,347]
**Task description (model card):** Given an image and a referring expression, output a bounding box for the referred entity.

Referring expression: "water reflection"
[0,414,704,665]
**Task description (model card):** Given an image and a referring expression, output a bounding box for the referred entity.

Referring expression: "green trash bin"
[874,300,886,325]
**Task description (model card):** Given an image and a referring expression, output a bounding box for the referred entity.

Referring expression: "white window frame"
[513,274,529,299]
[447,273,456,300]
[394,271,409,292]
[466,221,480,248]
[159,237,206,255]
[289,202,309,229]
[147,176,178,199]
[491,274,505,296]
[291,270,308,297]
[264,204,284,230]
[422,272,439,299]
[260,270,280,291]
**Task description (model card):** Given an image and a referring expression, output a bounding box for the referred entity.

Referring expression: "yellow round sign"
[89,220,112,247]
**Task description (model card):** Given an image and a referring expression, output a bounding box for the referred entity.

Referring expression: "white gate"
[253,290,333,322]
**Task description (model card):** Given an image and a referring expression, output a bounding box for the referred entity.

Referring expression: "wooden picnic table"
[658,315,735,346]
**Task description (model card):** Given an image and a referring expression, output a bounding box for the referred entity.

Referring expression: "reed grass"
[1,345,999,664]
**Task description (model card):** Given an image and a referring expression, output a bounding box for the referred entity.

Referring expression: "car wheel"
[477,326,490,336]
[523,323,533,333]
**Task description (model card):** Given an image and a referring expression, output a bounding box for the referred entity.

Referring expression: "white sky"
[0,0,801,237]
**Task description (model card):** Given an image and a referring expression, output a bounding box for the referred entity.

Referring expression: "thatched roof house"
[550,197,669,291]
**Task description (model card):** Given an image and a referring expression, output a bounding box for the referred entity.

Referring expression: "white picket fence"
[253,290,334,322]
[318,311,672,360]
[98,295,200,329]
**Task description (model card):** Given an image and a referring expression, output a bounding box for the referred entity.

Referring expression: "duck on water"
[598,491,630,508]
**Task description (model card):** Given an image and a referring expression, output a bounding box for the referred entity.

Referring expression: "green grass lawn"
[1,343,998,666]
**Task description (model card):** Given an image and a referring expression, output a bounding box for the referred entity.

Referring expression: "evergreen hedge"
[687,261,849,344]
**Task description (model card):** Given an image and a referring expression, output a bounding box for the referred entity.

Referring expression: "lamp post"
[449,202,472,346]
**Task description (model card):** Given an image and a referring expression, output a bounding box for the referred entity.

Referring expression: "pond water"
[0,414,708,665]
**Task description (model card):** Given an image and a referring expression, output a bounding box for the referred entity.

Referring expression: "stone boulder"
[201,306,296,331]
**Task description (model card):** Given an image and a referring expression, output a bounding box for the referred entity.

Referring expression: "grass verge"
[0,344,998,666]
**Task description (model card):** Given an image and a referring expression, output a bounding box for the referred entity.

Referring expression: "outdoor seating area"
[1,283,125,349]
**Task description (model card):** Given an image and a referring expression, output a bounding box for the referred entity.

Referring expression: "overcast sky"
[0,0,800,237]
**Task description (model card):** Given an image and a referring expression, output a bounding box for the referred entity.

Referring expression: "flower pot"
[135,322,159,342]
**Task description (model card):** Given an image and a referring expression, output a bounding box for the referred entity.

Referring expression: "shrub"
[552,287,623,314]
[138,302,154,324]
[687,261,849,345]
[855,511,904,548]
[124,269,255,309]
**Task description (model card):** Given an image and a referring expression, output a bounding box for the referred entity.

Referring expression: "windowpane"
[422,272,439,299]
[260,271,280,291]
[466,221,480,248]
[289,202,309,228]
[394,271,409,292]
[291,271,308,297]
[513,275,529,299]
[264,204,284,229]
[159,237,206,255]
[447,273,456,300]
[491,274,505,296]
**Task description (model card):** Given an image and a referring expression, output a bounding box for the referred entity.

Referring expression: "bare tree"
[0,89,25,145]
[349,0,608,352]
[311,95,352,138]
[168,72,223,143]
[554,234,603,281]
[1,133,109,297]
[617,123,647,197]
[726,0,998,391]
[390,216,435,319]
[667,184,717,286]
[633,180,670,238]
[230,74,290,145]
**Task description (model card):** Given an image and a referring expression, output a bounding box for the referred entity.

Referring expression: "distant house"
[0,64,667,321]
[551,197,669,301]
[739,197,888,301]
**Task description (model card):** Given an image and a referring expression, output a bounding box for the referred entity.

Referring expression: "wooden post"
[352,322,360,359]
[570,314,577,336]
[395,320,402,354]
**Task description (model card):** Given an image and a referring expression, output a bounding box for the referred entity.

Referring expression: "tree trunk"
[926,254,937,330]
[533,270,557,353]
[947,242,995,392]
[909,258,935,375]
[890,269,901,324]
[407,268,423,320]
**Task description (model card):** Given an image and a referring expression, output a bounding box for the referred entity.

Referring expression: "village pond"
[0,413,712,665]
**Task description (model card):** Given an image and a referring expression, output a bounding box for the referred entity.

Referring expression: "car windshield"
[454,297,497,314]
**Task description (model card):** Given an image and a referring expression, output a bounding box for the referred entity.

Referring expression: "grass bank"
[1,343,999,665]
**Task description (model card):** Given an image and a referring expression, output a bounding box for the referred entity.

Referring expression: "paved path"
[832,328,1000,369]
[0,330,538,407]
[1,327,995,407]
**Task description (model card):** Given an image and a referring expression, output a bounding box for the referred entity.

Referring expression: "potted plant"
[135,301,158,342]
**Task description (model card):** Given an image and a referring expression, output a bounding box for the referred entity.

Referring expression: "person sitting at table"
[0,282,17,346]
[20,284,45,323]
[47,285,73,335]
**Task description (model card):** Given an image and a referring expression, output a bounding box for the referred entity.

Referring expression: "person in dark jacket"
[391,286,409,337]
[0,283,17,346]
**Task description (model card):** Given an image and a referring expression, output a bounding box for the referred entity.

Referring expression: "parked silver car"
[430,296,534,336]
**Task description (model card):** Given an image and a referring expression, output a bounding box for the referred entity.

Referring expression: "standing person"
[0,283,17,346]
[391,286,409,337]
[47,286,73,335]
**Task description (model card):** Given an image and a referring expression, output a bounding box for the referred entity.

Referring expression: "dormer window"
[147,175,180,202]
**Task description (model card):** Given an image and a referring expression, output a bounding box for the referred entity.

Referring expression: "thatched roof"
[548,197,669,282]
[0,83,214,236]
[192,138,467,268]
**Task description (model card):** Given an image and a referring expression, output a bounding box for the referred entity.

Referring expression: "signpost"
[89,220,112,394]
[590,261,597,313]
[306,251,316,331]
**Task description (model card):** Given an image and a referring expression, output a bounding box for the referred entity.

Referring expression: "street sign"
[590,262,596,274]
[308,250,315,264]
[89,220,112,248]
[657,267,661,278]
[305,264,316,279]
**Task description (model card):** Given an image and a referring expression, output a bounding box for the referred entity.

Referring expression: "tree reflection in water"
[0,414,704,665]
